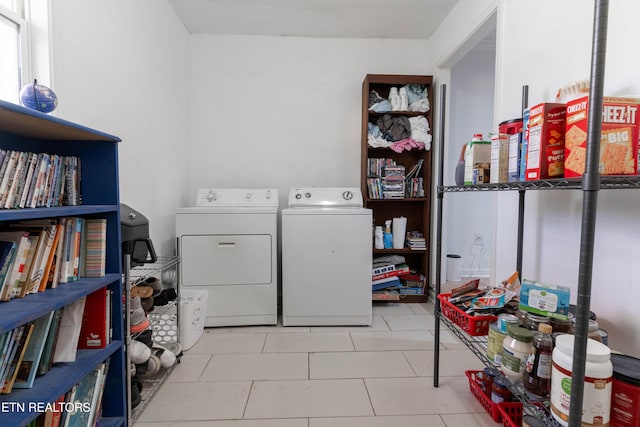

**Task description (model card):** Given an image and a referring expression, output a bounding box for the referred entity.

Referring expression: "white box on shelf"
[179,289,208,350]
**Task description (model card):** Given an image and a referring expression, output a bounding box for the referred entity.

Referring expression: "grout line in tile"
[241,380,254,419]
[361,377,377,416]
[260,332,268,353]
[401,351,419,377]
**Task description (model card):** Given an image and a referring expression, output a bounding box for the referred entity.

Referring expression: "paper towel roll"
[392,217,407,249]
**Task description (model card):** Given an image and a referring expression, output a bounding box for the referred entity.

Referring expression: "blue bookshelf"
[0,100,126,426]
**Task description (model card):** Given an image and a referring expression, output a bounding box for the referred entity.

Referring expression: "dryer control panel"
[195,188,278,207]
[288,187,363,208]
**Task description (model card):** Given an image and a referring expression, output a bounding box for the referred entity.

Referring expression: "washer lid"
[288,187,363,208]
[195,188,278,207]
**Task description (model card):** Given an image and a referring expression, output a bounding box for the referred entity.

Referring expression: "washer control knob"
[266,190,272,199]
[295,193,302,200]
[245,192,252,200]
[207,190,216,202]
[343,190,354,200]
[305,192,311,199]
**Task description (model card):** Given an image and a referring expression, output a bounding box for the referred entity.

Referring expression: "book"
[372,263,396,276]
[0,241,17,301]
[17,234,41,298]
[18,152,38,208]
[53,296,86,363]
[38,222,63,292]
[59,384,78,427]
[2,322,35,394]
[81,218,107,278]
[24,223,58,294]
[35,392,64,427]
[68,217,83,281]
[5,151,28,208]
[77,288,108,349]
[372,276,402,291]
[0,150,19,206]
[371,263,410,281]
[13,311,55,389]
[37,308,63,377]
[88,360,110,426]
[65,364,103,427]
[47,218,67,289]
[0,231,31,300]
[0,330,15,383]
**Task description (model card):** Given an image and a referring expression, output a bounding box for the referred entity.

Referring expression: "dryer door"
[180,234,272,285]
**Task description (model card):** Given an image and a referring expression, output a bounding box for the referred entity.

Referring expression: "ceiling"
[168,0,460,39]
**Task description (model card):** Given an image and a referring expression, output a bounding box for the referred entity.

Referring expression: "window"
[0,0,29,104]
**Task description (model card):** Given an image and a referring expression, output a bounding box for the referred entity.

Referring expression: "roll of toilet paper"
[392,217,407,249]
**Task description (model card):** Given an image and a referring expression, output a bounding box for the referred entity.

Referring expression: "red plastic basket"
[497,402,523,427]
[465,370,504,422]
[438,293,497,336]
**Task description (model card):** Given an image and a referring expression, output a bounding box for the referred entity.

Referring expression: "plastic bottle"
[523,323,553,396]
[374,226,384,249]
[550,335,612,426]
[383,220,393,249]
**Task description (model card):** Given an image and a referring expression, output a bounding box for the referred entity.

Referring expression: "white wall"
[492,0,640,355]
[446,41,496,277]
[188,35,431,208]
[50,0,190,256]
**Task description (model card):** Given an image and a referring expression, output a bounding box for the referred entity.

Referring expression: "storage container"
[550,335,612,426]
[179,289,208,350]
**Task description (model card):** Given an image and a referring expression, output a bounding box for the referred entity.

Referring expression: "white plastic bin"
[179,289,208,350]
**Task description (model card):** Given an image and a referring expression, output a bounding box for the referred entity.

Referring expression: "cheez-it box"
[525,103,567,180]
[565,96,640,177]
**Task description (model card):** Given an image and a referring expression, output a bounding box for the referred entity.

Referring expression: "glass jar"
[491,374,513,403]
[501,325,535,380]
[550,313,574,334]
[525,313,550,331]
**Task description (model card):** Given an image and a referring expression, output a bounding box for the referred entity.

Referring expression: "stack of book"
[382,165,405,199]
[0,217,107,302]
[371,256,411,300]
[399,273,426,295]
[405,231,427,250]
[0,149,82,209]
[367,158,398,199]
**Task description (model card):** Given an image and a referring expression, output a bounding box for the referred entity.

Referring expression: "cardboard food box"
[565,96,640,177]
[519,279,570,320]
[464,140,491,185]
[491,133,509,183]
[525,103,567,180]
[508,132,522,182]
[518,108,531,181]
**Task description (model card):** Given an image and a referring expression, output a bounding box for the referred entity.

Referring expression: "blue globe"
[20,80,58,113]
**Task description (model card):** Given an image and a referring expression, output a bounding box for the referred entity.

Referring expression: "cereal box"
[565,96,640,177]
[463,140,491,185]
[490,133,509,183]
[525,103,567,180]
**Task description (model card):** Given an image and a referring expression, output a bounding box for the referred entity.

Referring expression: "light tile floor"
[134,302,500,427]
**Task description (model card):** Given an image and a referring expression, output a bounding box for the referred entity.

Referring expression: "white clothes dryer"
[176,188,278,327]
[281,187,372,326]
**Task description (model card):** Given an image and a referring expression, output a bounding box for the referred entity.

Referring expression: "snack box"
[490,133,509,183]
[525,103,567,180]
[518,279,570,320]
[518,108,531,181]
[565,95,640,177]
[464,140,491,185]
[508,132,522,182]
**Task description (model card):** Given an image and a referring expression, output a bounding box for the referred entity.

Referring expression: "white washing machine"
[282,187,372,326]
[176,188,278,327]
